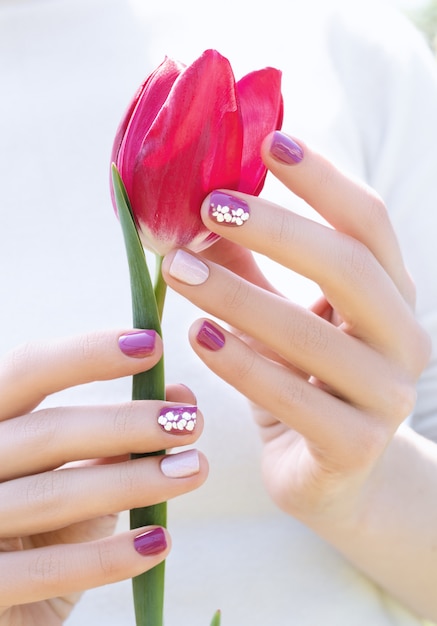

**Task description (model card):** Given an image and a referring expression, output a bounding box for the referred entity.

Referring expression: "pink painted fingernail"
[157,406,197,434]
[118,330,157,358]
[160,449,200,478]
[196,320,225,351]
[209,191,250,227]
[269,131,304,165]
[133,527,167,556]
[168,249,209,285]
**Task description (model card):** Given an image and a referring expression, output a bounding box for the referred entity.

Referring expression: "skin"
[162,133,437,621]
[1,132,435,623]
[0,329,208,625]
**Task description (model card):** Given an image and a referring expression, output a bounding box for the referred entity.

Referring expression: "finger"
[196,188,427,371]
[0,401,202,481]
[0,329,163,421]
[188,319,386,467]
[0,526,170,606]
[162,250,417,412]
[0,450,207,537]
[262,131,413,301]
[166,382,197,405]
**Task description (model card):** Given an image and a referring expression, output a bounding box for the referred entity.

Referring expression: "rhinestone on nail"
[210,203,250,226]
[157,407,197,434]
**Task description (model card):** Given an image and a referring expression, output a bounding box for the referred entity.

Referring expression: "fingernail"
[168,249,209,285]
[209,191,250,227]
[157,406,197,434]
[196,320,225,351]
[118,330,156,358]
[160,449,200,478]
[133,527,167,556]
[269,131,304,165]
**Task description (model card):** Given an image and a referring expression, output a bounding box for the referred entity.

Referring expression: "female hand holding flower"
[0,329,206,625]
[162,131,437,622]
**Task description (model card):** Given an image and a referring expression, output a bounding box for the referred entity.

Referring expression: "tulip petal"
[237,68,283,195]
[116,57,185,195]
[131,49,244,254]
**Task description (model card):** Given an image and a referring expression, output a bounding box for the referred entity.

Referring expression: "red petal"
[237,67,283,195]
[116,57,185,193]
[131,49,244,248]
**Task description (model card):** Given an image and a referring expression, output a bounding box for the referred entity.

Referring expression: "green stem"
[111,165,166,626]
[154,255,167,322]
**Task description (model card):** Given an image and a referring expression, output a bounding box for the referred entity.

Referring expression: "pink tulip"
[111,49,283,256]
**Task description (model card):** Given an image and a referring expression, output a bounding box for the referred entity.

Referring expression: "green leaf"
[111,164,166,626]
[210,610,222,626]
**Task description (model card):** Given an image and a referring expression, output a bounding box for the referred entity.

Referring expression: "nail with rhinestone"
[157,405,197,434]
[209,191,250,227]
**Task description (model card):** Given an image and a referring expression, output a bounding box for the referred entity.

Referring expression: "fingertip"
[189,319,226,353]
[165,383,197,405]
[118,329,161,359]
[133,526,171,558]
[261,130,305,167]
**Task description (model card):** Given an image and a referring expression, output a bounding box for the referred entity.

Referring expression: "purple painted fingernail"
[133,527,167,556]
[118,330,156,358]
[157,406,197,434]
[209,191,250,227]
[196,321,225,351]
[269,131,304,165]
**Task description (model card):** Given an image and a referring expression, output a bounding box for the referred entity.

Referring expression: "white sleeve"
[324,3,437,441]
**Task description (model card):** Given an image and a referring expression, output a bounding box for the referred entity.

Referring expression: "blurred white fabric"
[1,0,437,624]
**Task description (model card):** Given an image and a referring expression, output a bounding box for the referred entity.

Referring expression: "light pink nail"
[168,250,209,285]
[160,449,200,478]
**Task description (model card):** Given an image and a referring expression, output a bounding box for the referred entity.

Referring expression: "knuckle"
[345,419,390,470]
[225,340,257,383]
[116,461,139,503]
[77,332,102,364]
[2,341,38,380]
[223,277,250,312]
[275,373,304,412]
[271,208,296,247]
[95,539,119,579]
[111,402,137,438]
[283,313,328,357]
[374,366,418,424]
[21,409,58,451]
[26,471,65,517]
[361,190,389,233]
[388,379,417,422]
[338,238,373,286]
[29,550,65,588]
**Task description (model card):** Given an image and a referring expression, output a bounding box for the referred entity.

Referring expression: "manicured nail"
[118,330,156,358]
[133,527,167,556]
[157,406,197,434]
[160,449,200,478]
[196,320,225,351]
[209,191,250,227]
[168,249,209,285]
[269,131,304,165]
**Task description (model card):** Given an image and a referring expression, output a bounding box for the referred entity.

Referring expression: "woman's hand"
[0,329,207,625]
[162,131,437,620]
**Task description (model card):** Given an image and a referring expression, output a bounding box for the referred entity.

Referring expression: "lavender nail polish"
[118,330,156,358]
[133,527,167,556]
[160,449,200,478]
[196,321,225,351]
[209,191,250,226]
[270,131,304,165]
[157,406,197,434]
